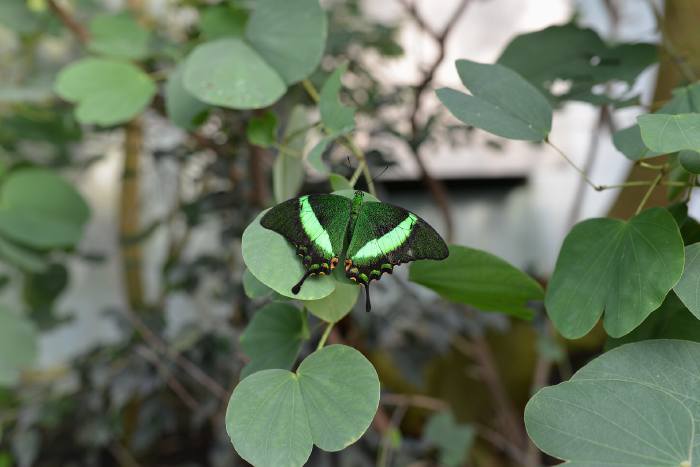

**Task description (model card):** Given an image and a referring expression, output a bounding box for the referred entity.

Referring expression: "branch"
[401,0,470,242]
[47,0,90,43]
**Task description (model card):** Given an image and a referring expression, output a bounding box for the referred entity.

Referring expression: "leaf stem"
[349,163,364,187]
[316,321,334,350]
[301,79,376,196]
[545,139,601,191]
[636,170,665,215]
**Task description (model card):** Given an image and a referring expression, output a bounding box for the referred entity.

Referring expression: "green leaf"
[183,38,286,110]
[437,60,552,141]
[88,13,150,60]
[306,137,331,174]
[409,245,543,319]
[329,173,352,191]
[0,168,91,249]
[242,210,335,300]
[0,236,46,273]
[525,339,700,466]
[240,303,306,378]
[242,268,273,299]
[274,106,309,203]
[199,4,248,40]
[319,64,355,133]
[606,292,700,349]
[54,58,156,125]
[659,82,700,114]
[424,411,474,467]
[245,0,327,84]
[227,345,380,466]
[247,111,278,148]
[612,124,662,161]
[303,273,359,322]
[545,208,684,338]
[679,150,700,174]
[638,113,700,153]
[0,308,37,386]
[164,63,209,130]
[674,243,700,319]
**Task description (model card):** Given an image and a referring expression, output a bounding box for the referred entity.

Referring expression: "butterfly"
[260,190,449,312]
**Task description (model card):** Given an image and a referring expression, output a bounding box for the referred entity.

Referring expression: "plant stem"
[316,321,334,350]
[349,163,364,187]
[301,79,376,196]
[636,170,665,215]
[546,138,601,191]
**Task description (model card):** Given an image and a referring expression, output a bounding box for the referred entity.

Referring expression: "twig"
[108,442,143,467]
[636,169,665,214]
[124,310,228,400]
[47,0,90,43]
[120,119,146,310]
[648,0,698,82]
[401,0,470,242]
[135,345,200,411]
[316,321,334,350]
[376,404,407,467]
[453,332,527,452]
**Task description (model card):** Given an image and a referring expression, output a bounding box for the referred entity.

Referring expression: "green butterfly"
[261,190,449,312]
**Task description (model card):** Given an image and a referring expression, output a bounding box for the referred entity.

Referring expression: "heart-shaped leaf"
[0,308,37,386]
[526,339,700,466]
[245,0,327,84]
[638,113,700,153]
[88,13,150,60]
[545,208,684,338]
[0,168,90,249]
[674,243,700,319]
[424,411,474,467]
[409,245,543,319]
[242,268,273,299]
[679,150,700,174]
[437,60,552,141]
[164,63,209,130]
[320,64,355,133]
[55,58,155,125]
[183,38,286,109]
[240,303,307,378]
[247,111,278,148]
[199,4,247,40]
[613,124,663,160]
[227,345,380,466]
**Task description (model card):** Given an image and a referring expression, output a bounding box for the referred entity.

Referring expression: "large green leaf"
[227,345,380,466]
[545,208,684,338]
[274,106,309,203]
[526,340,700,466]
[199,4,248,40]
[409,245,543,319]
[638,113,700,153]
[164,63,209,130]
[319,64,355,133]
[0,168,91,249]
[242,268,273,299]
[242,210,335,300]
[674,243,700,319]
[240,303,307,378]
[437,60,552,141]
[245,0,327,84]
[247,111,278,148]
[183,38,286,109]
[54,58,156,125]
[424,412,474,467]
[0,236,46,273]
[0,308,37,386]
[88,13,150,60]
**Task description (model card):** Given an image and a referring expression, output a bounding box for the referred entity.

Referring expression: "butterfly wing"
[261,194,353,292]
[345,201,449,285]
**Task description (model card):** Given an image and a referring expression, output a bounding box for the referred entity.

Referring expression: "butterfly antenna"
[369,164,390,184]
[291,270,313,295]
[364,283,371,313]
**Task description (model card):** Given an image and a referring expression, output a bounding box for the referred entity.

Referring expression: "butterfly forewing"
[345,201,449,284]
[260,194,353,290]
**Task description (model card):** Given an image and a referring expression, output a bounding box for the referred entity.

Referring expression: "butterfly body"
[261,191,448,312]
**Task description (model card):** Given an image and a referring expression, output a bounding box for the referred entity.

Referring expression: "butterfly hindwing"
[345,201,449,285]
[260,194,353,293]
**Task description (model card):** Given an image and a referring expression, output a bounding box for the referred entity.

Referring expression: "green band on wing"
[299,195,334,256]
[353,213,417,262]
